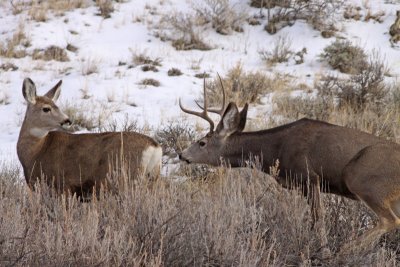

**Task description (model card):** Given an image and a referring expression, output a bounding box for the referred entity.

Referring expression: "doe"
[17,78,162,198]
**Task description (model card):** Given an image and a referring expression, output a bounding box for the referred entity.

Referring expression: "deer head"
[21,78,71,138]
[178,75,248,165]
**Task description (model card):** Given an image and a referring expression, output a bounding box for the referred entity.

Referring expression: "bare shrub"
[193,0,248,35]
[167,68,183,76]
[205,64,292,106]
[273,55,399,141]
[131,51,162,67]
[62,101,116,131]
[155,121,196,157]
[259,35,293,65]
[273,93,332,122]
[390,10,400,43]
[158,13,211,51]
[0,62,18,71]
[32,45,70,62]
[320,52,388,112]
[319,39,367,74]
[194,72,210,79]
[139,78,160,87]
[250,0,286,8]
[141,65,158,72]
[262,0,343,34]
[96,115,143,133]
[95,0,114,18]
[66,43,78,52]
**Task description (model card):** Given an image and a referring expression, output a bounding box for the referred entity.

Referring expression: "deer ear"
[216,102,240,137]
[45,80,62,101]
[22,78,37,104]
[237,103,248,132]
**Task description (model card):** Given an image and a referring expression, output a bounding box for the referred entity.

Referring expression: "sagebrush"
[0,161,399,266]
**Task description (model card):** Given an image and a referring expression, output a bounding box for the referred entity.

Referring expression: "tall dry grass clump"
[1,159,399,266]
[0,24,30,58]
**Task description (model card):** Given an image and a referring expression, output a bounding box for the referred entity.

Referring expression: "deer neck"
[17,119,50,167]
[221,131,281,169]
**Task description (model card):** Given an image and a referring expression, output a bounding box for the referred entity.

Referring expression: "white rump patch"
[29,127,48,138]
[141,146,162,175]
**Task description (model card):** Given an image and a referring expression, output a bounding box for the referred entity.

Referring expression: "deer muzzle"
[178,153,191,164]
[61,119,72,127]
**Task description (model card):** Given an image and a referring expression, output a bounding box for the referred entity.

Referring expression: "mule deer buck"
[179,76,400,248]
[17,78,162,198]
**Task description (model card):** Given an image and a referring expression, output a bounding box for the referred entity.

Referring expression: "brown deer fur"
[179,77,400,249]
[17,78,162,198]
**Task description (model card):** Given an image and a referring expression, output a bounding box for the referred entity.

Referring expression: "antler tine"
[194,73,226,116]
[179,85,215,133]
[217,72,226,114]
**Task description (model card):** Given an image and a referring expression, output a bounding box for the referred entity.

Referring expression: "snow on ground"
[0,0,399,175]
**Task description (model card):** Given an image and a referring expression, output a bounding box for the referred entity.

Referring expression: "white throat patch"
[29,127,49,138]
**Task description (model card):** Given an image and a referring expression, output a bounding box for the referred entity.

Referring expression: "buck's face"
[180,132,226,165]
[179,102,248,166]
[22,78,71,138]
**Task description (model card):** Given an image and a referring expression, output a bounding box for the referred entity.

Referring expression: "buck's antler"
[194,73,226,117]
[179,76,215,132]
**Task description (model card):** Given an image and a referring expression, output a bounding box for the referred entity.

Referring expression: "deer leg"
[340,193,400,254]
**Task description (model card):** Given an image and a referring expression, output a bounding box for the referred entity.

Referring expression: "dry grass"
[32,46,70,62]
[1,159,399,266]
[81,57,100,76]
[0,24,30,58]
[24,0,88,21]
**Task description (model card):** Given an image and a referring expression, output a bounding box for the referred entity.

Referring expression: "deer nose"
[178,153,191,164]
[61,119,72,126]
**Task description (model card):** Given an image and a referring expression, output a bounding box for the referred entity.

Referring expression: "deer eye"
[42,107,51,113]
[199,141,206,147]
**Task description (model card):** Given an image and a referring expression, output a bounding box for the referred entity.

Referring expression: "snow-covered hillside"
[1,0,399,172]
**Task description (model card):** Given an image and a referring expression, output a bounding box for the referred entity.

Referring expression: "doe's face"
[22,78,71,138]
[27,97,70,132]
